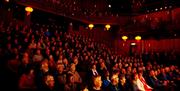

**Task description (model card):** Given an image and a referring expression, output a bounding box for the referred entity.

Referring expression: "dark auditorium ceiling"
[15,0,179,24]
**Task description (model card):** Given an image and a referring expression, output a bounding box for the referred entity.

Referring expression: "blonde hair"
[45,75,54,85]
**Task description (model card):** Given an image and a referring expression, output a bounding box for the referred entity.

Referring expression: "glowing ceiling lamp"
[25,7,33,12]
[135,35,141,41]
[105,24,111,31]
[25,7,33,15]
[88,24,94,30]
[122,36,128,41]
[5,0,9,2]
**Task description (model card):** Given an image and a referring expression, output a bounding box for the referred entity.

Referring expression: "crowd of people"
[0,20,180,91]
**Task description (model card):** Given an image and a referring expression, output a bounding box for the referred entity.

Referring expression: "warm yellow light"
[122,36,128,41]
[135,36,141,41]
[25,7,33,12]
[131,43,136,45]
[105,24,111,30]
[88,24,94,29]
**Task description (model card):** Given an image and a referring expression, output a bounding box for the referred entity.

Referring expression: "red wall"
[114,8,180,55]
[115,39,180,55]
[133,8,180,30]
[69,25,114,48]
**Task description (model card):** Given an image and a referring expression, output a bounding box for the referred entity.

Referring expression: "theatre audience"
[1,21,179,91]
[146,70,164,91]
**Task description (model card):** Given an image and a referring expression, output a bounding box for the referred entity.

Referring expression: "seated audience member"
[54,50,60,62]
[48,55,56,71]
[40,59,50,74]
[146,70,164,91]
[158,68,170,81]
[89,64,99,77]
[33,49,43,62]
[102,70,111,89]
[157,68,172,87]
[7,54,20,75]
[42,75,57,91]
[64,74,78,91]
[112,63,120,72]
[44,48,51,59]
[63,58,69,71]
[107,73,121,91]
[89,75,103,91]
[19,52,31,75]
[119,74,132,91]
[73,56,81,71]
[132,73,146,91]
[138,70,153,91]
[55,63,66,90]
[29,39,37,49]
[36,59,50,90]
[18,67,36,91]
[98,62,107,79]
[68,63,82,88]
[57,55,63,64]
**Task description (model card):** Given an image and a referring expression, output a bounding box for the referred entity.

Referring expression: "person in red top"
[18,67,36,91]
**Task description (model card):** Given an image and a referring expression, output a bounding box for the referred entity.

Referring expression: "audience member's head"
[56,63,64,74]
[41,59,49,73]
[119,75,126,85]
[70,63,76,72]
[45,75,55,88]
[111,73,119,86]
[92,75,102,90]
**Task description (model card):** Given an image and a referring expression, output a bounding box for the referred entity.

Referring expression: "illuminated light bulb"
[5,0,9,2]
[25,7,33,12]
[122,36,128,41]
[135,36,141,41]
[160,7,163,10]
[105,24,111,31]
[155,8,158,11]
[88,24,94,30]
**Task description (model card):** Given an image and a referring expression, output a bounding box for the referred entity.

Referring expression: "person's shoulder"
[104,83,112,91]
